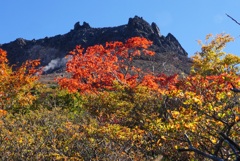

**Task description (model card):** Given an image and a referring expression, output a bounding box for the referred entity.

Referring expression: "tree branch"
[226,13,240,26]
[219,132,240,160]
[178,134,224,161]
[230,83,240,93]
[219,132,240,151]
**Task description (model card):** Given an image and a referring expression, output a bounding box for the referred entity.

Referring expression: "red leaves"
[58,37,185,94]
[58,37,159,93]
[125,37,153,49]
[0,49,8,64]
[106,41,123,49]
[140,74,179,93]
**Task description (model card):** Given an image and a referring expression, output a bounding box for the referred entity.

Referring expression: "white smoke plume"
[43,56,72,73]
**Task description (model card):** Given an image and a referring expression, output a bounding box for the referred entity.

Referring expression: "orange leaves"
[106,41,123,49]
[56,33,240,160]
[68,45,84,56]
[58,37,157,93]
[141,75,159,90]
[125,37,153,49]
[0,49,8,64]
[58,78,79,93]
[140,74,179,94]
[0,49,9,76]
[179,73,238,101]
[0,109,7,116]
[0,48,42,111]
[58,37,183,94]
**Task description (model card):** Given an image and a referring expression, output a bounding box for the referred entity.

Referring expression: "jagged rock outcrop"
[0,16,192,74]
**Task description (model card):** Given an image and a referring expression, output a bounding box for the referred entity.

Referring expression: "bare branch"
[178,134,224,161]
[230,83,240,93]
[219,133,240,160]
[226,13,240,26]
[219,132,240,151]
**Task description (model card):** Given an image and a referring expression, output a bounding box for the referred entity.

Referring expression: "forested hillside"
[0,33,239,160]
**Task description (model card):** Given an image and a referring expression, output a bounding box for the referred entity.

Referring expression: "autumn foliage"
[58,37,179,93]
[57,35,239,160]
[191,33,240,75]
[0,34,239,160]
[0,48,41,112]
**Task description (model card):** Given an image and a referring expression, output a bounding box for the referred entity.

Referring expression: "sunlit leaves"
[192,33,240,75]
[58,37,157,93]
[168,34,240,160]
[0,48,42,112]
[56,35,240,160]
[0,33,239,160]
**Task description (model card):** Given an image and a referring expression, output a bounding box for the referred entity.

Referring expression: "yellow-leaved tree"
[191,33,240,75]
[0,48,42,113]
[153,34,240,160]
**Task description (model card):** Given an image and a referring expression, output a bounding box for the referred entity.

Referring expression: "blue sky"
[1,1,240,56]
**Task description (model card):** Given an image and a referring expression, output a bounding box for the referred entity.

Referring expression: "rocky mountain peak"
[1,16,192,75]
[74,21,91,30]
[128,16,154,33]
[151,22,161,36]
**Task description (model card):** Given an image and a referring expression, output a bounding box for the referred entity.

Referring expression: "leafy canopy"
[58,37,166,93]
[0,48,42,112]
[191,33,240,75]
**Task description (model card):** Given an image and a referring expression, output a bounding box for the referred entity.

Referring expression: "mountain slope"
[0,16,192,75]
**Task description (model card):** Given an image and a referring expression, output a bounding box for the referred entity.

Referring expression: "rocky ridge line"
[0,16,192,75]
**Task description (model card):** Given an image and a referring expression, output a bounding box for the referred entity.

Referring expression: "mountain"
[0,16,192,75]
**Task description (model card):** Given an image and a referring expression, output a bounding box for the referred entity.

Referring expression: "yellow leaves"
[171,111,180,119]
[201,33,234,52]
[18,137,23,144]
[184,123,197,132]
[0,49,42,112]
[216,92,226,101]
[235,115,240,122]
[207,103,214,111]
[183,91,203,106]
[226,91,232,97]
[157,139,162,146]
[192,33,239,76]
[0,109,7,116]
[216,121,224,127]
[192,97,202,105]
[96,123,146,142]
[84,124,98,135]
[174,145,179,149]
[56,127,64,134]
[217,112,226,118]
[211,137,217,144]
[223,54,240,66]
[161,135,167,141]
[175,123,181,130]
[2,33,240,160]
[88,138,95,143]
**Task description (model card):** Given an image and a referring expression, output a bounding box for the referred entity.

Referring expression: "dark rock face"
[0,16,192,74]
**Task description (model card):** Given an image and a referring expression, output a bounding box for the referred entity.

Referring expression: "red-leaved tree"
[58,37,178,93]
